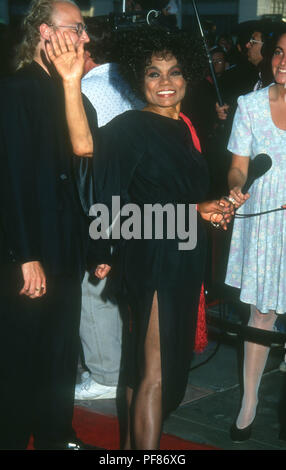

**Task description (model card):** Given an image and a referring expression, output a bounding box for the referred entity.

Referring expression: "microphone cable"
[235,206,286,218]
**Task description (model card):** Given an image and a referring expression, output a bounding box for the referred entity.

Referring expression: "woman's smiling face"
[143,53,187,109]
[272,33,286,85]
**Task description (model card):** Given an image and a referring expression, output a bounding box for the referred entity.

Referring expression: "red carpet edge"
[72,405,219,450]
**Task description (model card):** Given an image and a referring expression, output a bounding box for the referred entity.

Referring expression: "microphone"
[242,153,272,194]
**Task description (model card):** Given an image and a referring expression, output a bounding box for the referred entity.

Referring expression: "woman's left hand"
[198,199,233,230]
[95,264,112,280]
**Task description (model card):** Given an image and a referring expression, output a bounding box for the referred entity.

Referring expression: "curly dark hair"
[113,27,208,100]
[84,18,116,65]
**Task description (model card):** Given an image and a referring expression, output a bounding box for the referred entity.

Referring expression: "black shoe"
[63,440,105,450]
[35,439,105,450]
[230,422,253,442]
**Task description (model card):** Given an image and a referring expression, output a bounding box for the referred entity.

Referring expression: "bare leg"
[123,386,133,450]
[133,293,162,449]
[236,305,277,429]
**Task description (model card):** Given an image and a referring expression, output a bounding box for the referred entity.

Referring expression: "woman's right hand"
[45,31,85,83]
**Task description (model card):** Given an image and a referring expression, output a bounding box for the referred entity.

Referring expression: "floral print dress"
[225,85,286,314]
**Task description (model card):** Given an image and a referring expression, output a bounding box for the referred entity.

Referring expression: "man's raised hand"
[45,31,85,82]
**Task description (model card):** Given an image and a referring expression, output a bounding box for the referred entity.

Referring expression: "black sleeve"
[0,78,42,264]
[78,111,145,271]
[72,94,99,215]
[75,94,114,269]
[85,120,122,270]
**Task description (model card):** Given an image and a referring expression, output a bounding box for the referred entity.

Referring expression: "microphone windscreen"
[242,153,272,194]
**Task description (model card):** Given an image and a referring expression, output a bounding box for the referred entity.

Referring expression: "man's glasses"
[48,23,88,37]
[249,38,264,46]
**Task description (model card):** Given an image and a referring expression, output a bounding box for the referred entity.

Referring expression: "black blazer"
[0,61,97,279]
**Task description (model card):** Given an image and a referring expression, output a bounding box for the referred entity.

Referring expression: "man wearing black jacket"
[0,0,98,450]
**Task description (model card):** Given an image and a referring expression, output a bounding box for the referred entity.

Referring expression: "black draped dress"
[84,110,209,417]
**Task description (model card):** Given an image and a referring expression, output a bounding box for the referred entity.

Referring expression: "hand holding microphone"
[228,153,272,209]
[228,187,250,209]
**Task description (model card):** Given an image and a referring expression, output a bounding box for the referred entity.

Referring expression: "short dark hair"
[210,45,226,58]
[114,27,208,100]
[217,33,233,44]
[84,18,116,64]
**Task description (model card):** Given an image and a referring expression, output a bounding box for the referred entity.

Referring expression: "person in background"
[211,46,227,78]
[216,21,276,123]
[126,0,143,10]
[217,32,235,66]
[181,46,228,198]
[161,0,178,29]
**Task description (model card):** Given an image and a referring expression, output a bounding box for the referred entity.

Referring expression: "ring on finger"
[227,196,236,205]
[210,213,222,229]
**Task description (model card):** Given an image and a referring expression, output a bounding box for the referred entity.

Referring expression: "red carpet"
[72,406,218,450]
[27,406,218,450]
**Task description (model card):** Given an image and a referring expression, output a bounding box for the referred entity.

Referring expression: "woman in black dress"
[47,28,231,449]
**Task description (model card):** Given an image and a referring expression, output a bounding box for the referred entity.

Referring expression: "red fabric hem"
[179,113,208,352]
